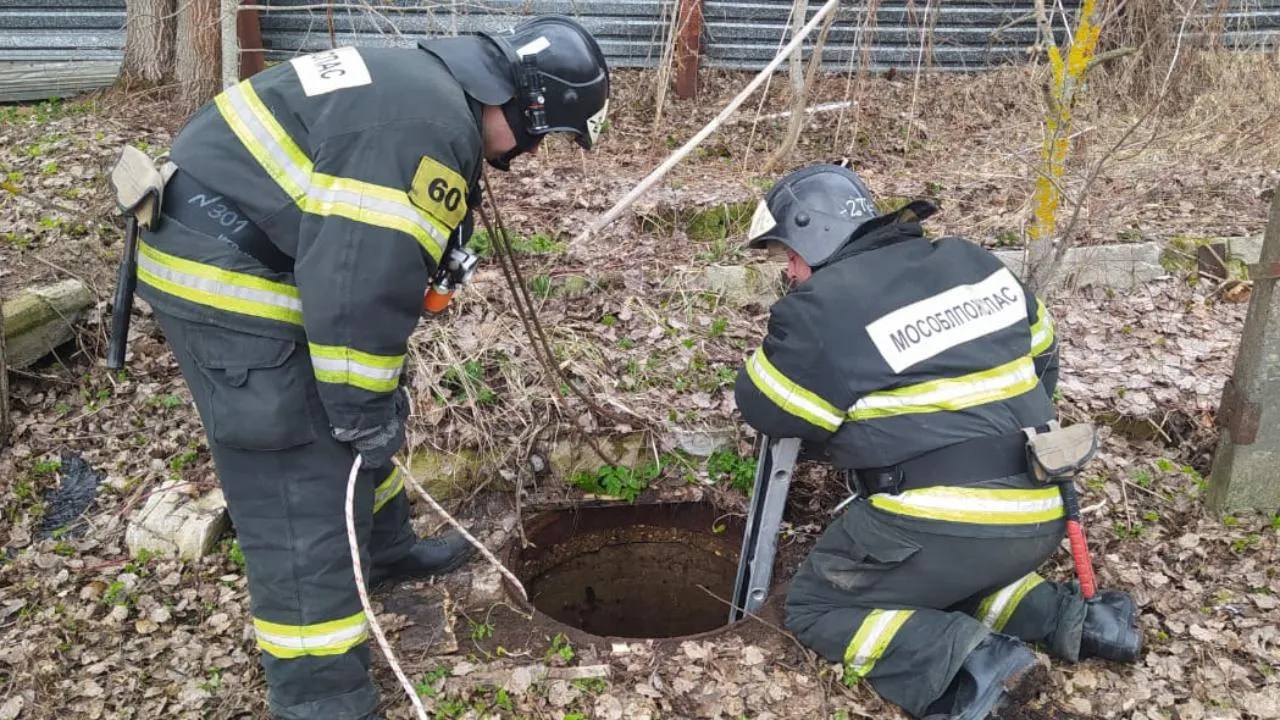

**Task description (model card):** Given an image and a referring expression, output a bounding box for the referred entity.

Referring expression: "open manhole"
[509,502,747,639]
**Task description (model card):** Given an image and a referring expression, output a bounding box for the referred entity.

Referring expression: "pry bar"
[729,435,800,624]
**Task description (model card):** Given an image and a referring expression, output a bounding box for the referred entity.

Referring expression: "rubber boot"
[369,529,476,587]
[1080,590,1142,663]
[923,633,1049,720]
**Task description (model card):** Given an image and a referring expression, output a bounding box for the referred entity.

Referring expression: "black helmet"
[746,163,935,267]
[420,15,611,170]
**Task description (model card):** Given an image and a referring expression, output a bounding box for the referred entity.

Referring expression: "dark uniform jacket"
[735,221,1060,472]
[137,46,484,438]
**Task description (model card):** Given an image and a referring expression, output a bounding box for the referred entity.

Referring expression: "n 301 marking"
[188,192,249,235]
[291,46,372,97]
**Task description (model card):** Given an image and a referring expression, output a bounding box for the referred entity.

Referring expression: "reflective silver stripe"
[374,468,404,513]
[979,573,1043,630]
[747,349,844,430]
[844,609,913,679]
[308,179,450,249]
[310,356,401,383]
[1031,326,1049,348]
[871,487,1063,524]
[220,82,448,259]
[137,250,302,313]
[851,358,1036,413]
[222,84,310,198]
[255,620,368,652]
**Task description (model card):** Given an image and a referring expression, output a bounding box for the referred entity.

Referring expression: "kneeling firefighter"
[107,16,609,720]
[733,164,1142,719]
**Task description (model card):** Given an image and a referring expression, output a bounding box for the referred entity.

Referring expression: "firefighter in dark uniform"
[130,16,609,720]
[733,164,1142,719]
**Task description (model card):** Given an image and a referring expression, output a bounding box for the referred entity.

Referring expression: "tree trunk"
[766,0,836,172]
[787,0,806,95]
[177,0,223,110]
[121,0,175,86]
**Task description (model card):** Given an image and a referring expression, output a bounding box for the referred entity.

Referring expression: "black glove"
[334,388,408,469]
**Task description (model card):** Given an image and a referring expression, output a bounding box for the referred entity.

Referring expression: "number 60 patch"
[409,155,468,231]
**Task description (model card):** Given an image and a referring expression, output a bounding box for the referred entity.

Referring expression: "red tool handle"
[1065,519,1096,600]
[1058,480,1097,600]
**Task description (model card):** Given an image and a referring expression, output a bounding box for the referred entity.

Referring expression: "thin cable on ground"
[345,454,429,720]
[393,456,529,603]
[476,173,640,467]
[482,173,633,430]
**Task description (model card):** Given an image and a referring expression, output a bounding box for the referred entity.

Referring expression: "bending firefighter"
[112,17,609,720]
[734,164,1142,719]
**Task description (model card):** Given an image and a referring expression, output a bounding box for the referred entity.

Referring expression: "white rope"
[346,454,430,720]
[393,457,529,603]
[570,0,842,249]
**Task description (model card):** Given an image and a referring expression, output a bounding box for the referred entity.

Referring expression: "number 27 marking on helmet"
[844,197,876,218]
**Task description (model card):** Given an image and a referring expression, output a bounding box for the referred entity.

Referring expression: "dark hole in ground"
[512,502,746,639]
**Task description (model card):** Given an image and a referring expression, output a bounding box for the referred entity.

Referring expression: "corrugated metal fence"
[0,0,1277,97]
[246,0,1280,70]
[0,0,126,63]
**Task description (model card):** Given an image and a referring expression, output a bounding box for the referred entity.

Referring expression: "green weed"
[707,449,756,495]
[568,460,660,502]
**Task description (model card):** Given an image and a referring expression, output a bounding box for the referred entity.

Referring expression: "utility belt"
[845,424,1052,497]
[160,168,295,274]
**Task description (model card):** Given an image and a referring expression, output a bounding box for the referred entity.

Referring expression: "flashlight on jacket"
[423,245,480,313]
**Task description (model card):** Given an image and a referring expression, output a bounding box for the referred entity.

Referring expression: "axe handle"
[107,215,139,371]
[1059,480,1097,600]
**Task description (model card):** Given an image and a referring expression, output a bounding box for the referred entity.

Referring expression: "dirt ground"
[1,50,1279,720]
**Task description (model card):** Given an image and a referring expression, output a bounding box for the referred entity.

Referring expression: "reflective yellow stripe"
[308,342,404,393]
[848,356,1038,421]
[843,609,914,682]
[977,572,1045,631]
[870,486,1064,525]
[1030,300,1054,356]
[215,81,446,263]
[745,348,844,432]
[254,611,368,659]
[373,467,404,513]
[137,239,304,324]
[215,83,308,200]
[305,174,451,260]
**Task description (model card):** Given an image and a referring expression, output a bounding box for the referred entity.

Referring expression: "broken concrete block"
[1227,235,1264,265]
[662,427,735,457]
[994,242,1165,291]
[125,482,228,561]
[548,433,647,477]
[691,263,786,307]
[2,279,94,369]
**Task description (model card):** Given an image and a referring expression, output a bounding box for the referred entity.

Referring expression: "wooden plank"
[0,60,120,102]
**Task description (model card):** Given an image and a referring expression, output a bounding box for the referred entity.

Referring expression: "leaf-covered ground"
[1,53,1279,720]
